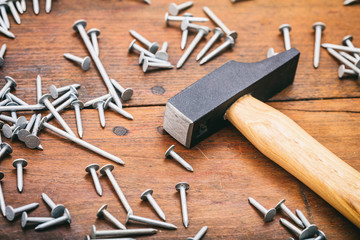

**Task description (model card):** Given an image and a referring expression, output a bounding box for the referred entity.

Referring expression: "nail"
[45,93,78,121]
[187,226,208,240]
[177,26,210,68]
[49,83,81,99]
[312,22,326,68]
[7,1,21,24]
[279,24,292,50]
[169,1,193,16]
[129,30,159,54]
[344,0,359,5]
[45,0,52,13]
[0,76,17,100]
[7,93,29,106]
[15,1,23,14]
[164,12,209,26]
[0,171,6,216]
[84,93,111,108]
[200,35,235,65]
[343,35,360,60]
[175,182,190,228]
[0,142,12,160]
[165,145,193,171]
[197,27,224,61]
[139,52,169,65]
[12,159,27,193]
[39,94,77,137]
[110,79,133,101]
[0,3,10,28]
[41,193,65,218]
[248,197,276,222]
[21,212,54,228]
[181,20,189,50]
[326,47,360,76]
[143,58,174,72]
[104,98,133,120]
[90,225,157,238]
[202,6,237,39]
[51,86,78,107]
[73,19,123,109]
[93,100,106,128]
[321,43,360,53]
[33,0,39,14]
[275,199,304,228]
[6,101,18,119]
[64,53,91,71]
[18,113,37,142]
[71,99,84,138]
[155,41,169,61]
[338,64,357,78]
[5,203,39,221]
[87,28,100,56]
[0,43,6,67]
[140,189,166,221]
[267,47,278,58]
[36,75,42,103]
[280,218,318,240]
[128,39,156,58]
[339,51,360,67]
[85,164,102,196]
[0,104,45,112]
[126,213,177,229]
[39,118,124,164]
[97,204,126,229]
[21,0,26,11]
[24,113,42,149]
[100,164,132,213]
[35,208,71,231]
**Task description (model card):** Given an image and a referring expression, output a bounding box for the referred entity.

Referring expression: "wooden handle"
[225,94,360,228]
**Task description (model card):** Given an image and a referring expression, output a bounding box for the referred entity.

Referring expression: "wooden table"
[0,0,359,239]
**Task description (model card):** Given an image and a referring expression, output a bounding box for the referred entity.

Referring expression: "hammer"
[163,48,360,228]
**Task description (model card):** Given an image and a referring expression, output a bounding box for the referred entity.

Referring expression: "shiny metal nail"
[97,204,126,229]
[280,218,318,240]
[0,142,12,160]
[203,6,237,39]
[51,86,78,106]
[15,1,23,14]
[21,212,54,228]
[312,22,325,68]
[165,145,193,171]
[248,197,276,222]
[165,12,209,26]
[6,203,39,221]
[71,99,84,138]
[39,118,124,164]
[84,93,111,108]
[64,53,91,71]
[279,24,292,50]
[197,27,224,61]
[13,159,27,193]
[100,164,132,213]
[0,104,45,112]
[87,28,100,56]
[140,189,166,221]
[343,35,360,60]
[36,75,42,103]
[143,58,174,72]
[21,0,25,11]
[321,43,360,53]
[90,225,157,238]
[24,113,42,149]
[339,51,360,67]
[155,41,169,61]
[45,0,52,13]
[175,182,190,228]
[41,193,65,218]
[139,52,169,65]
[33,0,39,14]
[200,35,235,65]
[45,93,78,121]
[93,100,106,128]
[169,1,193,16]
[0,76,17,100]
[126,213,177,229]
[18,113,37,142]
[85,164,102,196]
[35,208,71,231]
[49,83,81,99]
[326,47,360,76]
[0,2,10,28]
[7,93,29,106]
[128,39,156,58]
[267,47,278,58]
[129,30,159,54]
[104,97,133,120]
[275,199,304,228]
[0,43,6,67]
[177,26,210,68]
[187,226,208,240]
[110,79,133,101]
[7,1,21,24]
[338,64,357,79]
[0,171,6,216]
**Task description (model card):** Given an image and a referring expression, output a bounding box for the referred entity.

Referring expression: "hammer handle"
[225,94,360,228]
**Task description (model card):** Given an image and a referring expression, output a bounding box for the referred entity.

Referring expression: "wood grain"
[0,0,359,239]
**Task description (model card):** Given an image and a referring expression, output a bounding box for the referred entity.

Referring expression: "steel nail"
[21,212,54,228]
[84,93,111,108]
[202,6,237,39]
[45,0,52,13]
[49,83,81,99]
[41,193,65,218]
[7,93,29,106]
[51,86,78,107]
[338,64,357,78]
[100,164,132,213]
[248,197,276,222]
[312,22,326,68]
[7,1,21,24]
[126,213,177,229]
[280,218,318,240]
[45,93,78,121]
[200,35,235,65]
[129,39,156,58]
[275,199,304,228]
[175,182,190,228]
[143,58,174,72]
[0,142,12,160]
[169,1,193,15]
[342,35,360,60]
[155,41,169,61]
[71,99,84,138]
[97,204,126,229]
[129,30,159,54]
[197,27,224,61]
[165,145,193,171]
[36,75,42,103]
[93,100,106,128]
[188,226,208,240]
[326,47,360,76]
[321,43,360,53]
[85,164,102,196]
[0,43,6,67]
[64,53,91,71]
[35,208,71,231]
[90,225,157,238]
[5,203,39,221]
[15,1,23,14]
[140,189,166,221]
[0,3,10,28]
[339,51,360,67]
[21,0,26,11]
[139,52,169,65]
[12,159,27,193]
[24,113,42,149]
[279,24,292,50]
[33,0,39,14]
[87,28,101,56]
[18,113,37,142]
[0,171,6,216]
[110,79,133,101]
[165,12,209,26]
[0,76,17,100]
[104,97,133,120]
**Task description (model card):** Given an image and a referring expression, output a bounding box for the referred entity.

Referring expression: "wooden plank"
[0,0,359,107]
[0,98,360,239]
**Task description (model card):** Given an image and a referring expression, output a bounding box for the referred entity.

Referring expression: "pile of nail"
[84,163,208,239]
[248,197,327,240]
[321,36,360,80]
[0,171,71,232]
[0,0,55,39]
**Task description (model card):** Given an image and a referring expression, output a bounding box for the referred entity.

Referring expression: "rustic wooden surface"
[0,0,359,239]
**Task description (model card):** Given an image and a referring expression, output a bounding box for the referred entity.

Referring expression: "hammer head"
[163,48,300,148]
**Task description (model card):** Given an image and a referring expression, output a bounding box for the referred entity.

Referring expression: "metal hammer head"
[163,48,300,148]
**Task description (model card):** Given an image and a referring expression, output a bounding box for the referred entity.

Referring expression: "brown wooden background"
[0,0,359,239]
